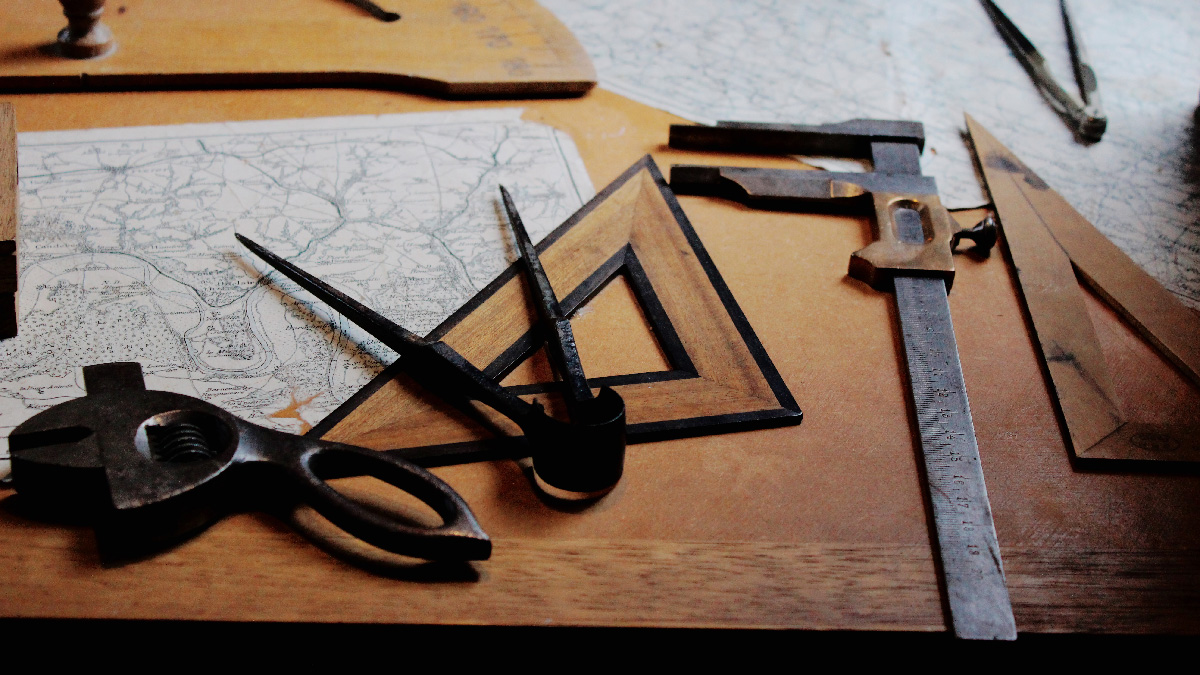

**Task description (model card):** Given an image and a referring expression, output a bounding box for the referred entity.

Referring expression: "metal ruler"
[896,275,1015,640]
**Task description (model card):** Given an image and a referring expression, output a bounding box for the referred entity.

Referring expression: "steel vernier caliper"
[669,119,1014,640]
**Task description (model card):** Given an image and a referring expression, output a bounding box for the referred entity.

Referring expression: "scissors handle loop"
[269,439,492,561]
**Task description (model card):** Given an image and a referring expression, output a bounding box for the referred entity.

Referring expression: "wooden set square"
[312,156,801,462]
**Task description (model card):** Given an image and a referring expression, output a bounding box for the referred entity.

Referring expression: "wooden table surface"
[1,84,1198,635]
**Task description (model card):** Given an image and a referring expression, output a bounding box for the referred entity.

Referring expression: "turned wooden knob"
[57,0,116,59]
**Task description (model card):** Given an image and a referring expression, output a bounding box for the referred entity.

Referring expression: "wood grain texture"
[969,115,1200,464]
[0,102,15,337]
[0,506,944,629]
[0,0,595,97]
[2,503,1195,634]
[0,88,1198,633]
[1006,548,1200,634]
[969,116,1124,454]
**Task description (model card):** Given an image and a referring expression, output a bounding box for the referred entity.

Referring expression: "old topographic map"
[0,109,594,476]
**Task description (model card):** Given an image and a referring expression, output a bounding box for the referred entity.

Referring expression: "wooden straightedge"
[0,0,595,98]
[0,104,15,338]
[314,156,802,459]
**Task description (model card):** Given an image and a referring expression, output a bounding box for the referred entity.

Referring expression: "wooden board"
[0,0,595,97]
[0,88,1199,634]
[969,115,1200,465]
[0,103,15,338]
[314,156,801,459]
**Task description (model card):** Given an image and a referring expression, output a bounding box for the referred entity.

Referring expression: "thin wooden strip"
[0,102,15,338]
[327,373,781,450]
[630,172,776,401]
[442,174,639,364]
[968,116,1124,453]
[1048,205,1200,392]
[323,372,496,449]
[0,104,12,245]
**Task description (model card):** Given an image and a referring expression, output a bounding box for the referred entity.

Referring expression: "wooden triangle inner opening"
[500,272,673,390]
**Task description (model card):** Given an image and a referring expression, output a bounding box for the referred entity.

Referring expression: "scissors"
[7,361,492,561]
[980,0,1106,142]
[236,187,627,498]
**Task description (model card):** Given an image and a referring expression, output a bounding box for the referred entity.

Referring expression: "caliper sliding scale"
[669,119,1015,641]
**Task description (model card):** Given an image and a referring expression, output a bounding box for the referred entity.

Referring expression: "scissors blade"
[499,186,595,406]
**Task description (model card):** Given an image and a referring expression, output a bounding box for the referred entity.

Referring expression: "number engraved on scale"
[451,2,546,59]
[452,1,486,23]
[479,26,513,49]
[503,58,532,76]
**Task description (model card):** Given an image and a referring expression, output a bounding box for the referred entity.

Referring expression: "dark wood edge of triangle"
[641,157,800,413]
[479,245,697,383]
[309,155,801,459]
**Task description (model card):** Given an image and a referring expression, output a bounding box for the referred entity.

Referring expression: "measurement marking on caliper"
[897,275,1014,640]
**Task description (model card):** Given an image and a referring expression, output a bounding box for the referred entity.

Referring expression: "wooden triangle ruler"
[968,114,1200,465]
[312,156,801,464]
